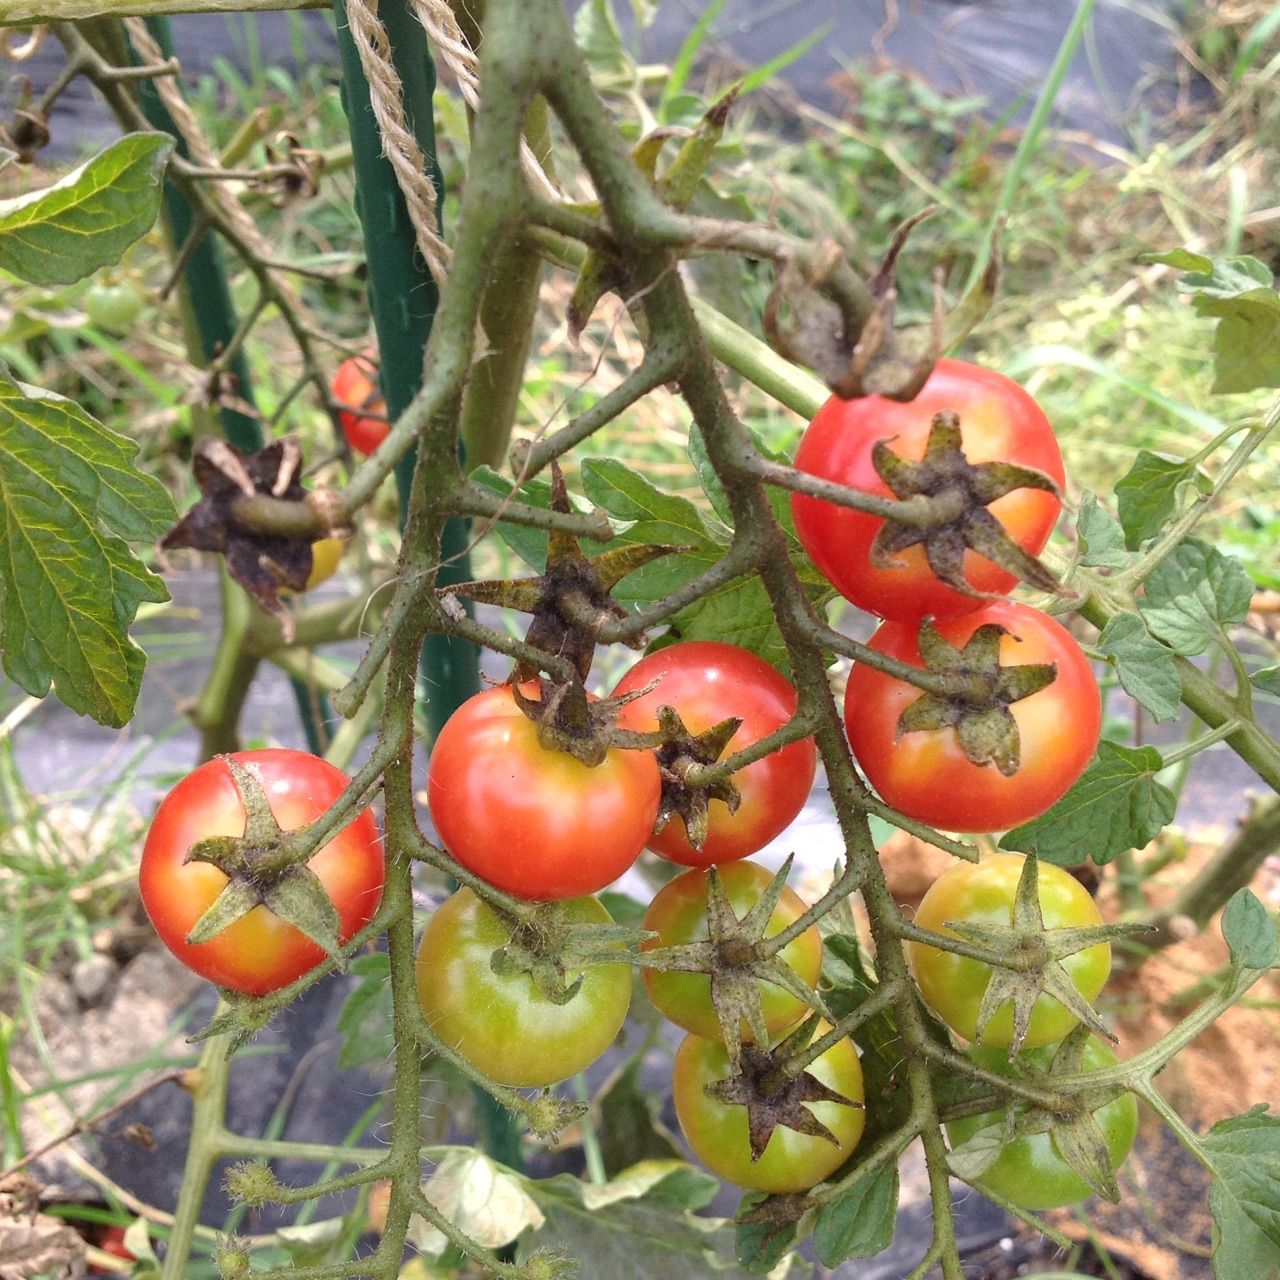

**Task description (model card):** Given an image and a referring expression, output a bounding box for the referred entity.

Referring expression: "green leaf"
[1000,742,1176,865]
[0,134,174,286]
[812,1164,899,1266]
[1076,492,1128,568]
[1115,450,1198,549]
[597,1054,683,1178]
[582,457,725,549]
[1096,613,1181,723]
[413,1148,545,1259]
[276,1218,347,1266]
[574,0,631,74]
[520,1161,791,1280]
[1222,889,1280,971]
[1139,538,1255,656]
[0,373,174,726]
[1202,1106,1280,1276]
[734,1194,805,1276]
[336,952,392,1070]
[1253,666,1280,698]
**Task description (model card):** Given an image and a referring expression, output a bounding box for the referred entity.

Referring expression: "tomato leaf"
[1114,450,1200,549]
[1252,665,1280,698]
[336,952,393,1070]
[0,134,174,286]
[413,1148,545,1259]
[1075,492,1128,568]
[0,374,174,725]
[812,1164,899,1265]
[1139,538,1254,656]
[1000,741,1175,865]
[734,1191,806,1275]
[1202,1106,1280,1275]
[276,1217,348,1266]
[596,1054,683,1178]
[1096,613,1181,724]
[1221,889,1280,971]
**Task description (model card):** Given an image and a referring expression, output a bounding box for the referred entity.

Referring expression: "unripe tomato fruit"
[642,860,822,1040]
[908,853,1111,1049]
[844,601,1100,833]
[791,359,1064,621]
[415,888,631,1087]
[139,750,384,995]
[612,641,816,866]
[84,281,144,335]
[672,1023,865,1193]
[427,684,661,901]
[332,350,387,456]
[947,1037,1138,1209]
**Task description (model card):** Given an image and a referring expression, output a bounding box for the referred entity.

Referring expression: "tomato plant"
[843,601,1101,832]
[791,359,1064,621]
[908,853,1111,1048]
[415,888,631,1087]
[612,641,816,865]
[672,1023,865,1193]
[139,750,384,995]
[641,860,822,1040]
[947,1037,1139,1209]
[332,350,388,456]
[426,684,661,900]
[84,280,143,334]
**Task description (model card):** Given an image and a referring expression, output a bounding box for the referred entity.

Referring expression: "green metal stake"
[332,0,519,1173]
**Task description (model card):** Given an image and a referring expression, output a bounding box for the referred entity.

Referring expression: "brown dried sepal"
[649,705,743,852]
[160,438,340,640]
[509,675,660,769]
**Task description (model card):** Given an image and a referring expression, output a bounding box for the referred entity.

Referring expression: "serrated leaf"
[812,1164,898,1266]
[1096,612,1181,723]
[1202,1106,1280,1276]
[336,952,392,1070]
[1222,889,1280,971]
[1115,450,1198,549]
[0,134,174,286]
[0,374,174,725]
[582,457,724,549]
[1000,741,1175,865]
[1139,538,1255,656]
[412,1148,545,1258]
[1076,492,1128,568]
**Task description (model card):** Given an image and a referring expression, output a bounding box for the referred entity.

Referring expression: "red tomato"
[672,1023,865,1193]
[791,359,1064,621]
[612,642,816,866]
[416,889,631,1087]
[427,685,661,900]
[140,750,384,995]
[332,350,387,456]
[642,860,822,1040]
[844,602,1099,832]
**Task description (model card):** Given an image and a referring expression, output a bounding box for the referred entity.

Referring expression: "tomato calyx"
[648,705,744,851]
[705,1018,862,1161]
[893,620,1060,775]
[442,464,683,680]
[870,410,1064,601]
[182,757,343,959]
[938,856,1141,1055]
[507,675,661,767]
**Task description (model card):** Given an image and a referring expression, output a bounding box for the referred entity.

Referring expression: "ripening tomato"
[140,750,384,995]
[642,860,822,1040]
[427,684,661,901]
[612,641,816,866]
[844,601,1100,833]
[672,1023,865,1193]
[332,350,387,456]
[279,536,348,598]
[947,1037,1138,1209]
[908,853,1111,1049]
[416,888,631,1087]
[791,359,1064,621]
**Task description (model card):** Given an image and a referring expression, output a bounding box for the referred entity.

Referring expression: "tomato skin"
[908,853,1110,1049]
[415,888,631,1087]
[947,1038,1138,1209]
[791,359,1064,621]
[85,282,144,334]
[305,536,347,590]
[642,860,822,1040]
[612,641,816,866]
[672,1024,865,1193]
[427,685,661,901]
[844,601,1100,832]
[139,750,384,996]
[332,351,388,456]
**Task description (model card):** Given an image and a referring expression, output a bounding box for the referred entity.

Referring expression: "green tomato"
[84,282,144,335]
[947,1037,1138,1210]
[908,853,1111,1049]
[415,888,631,1087]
